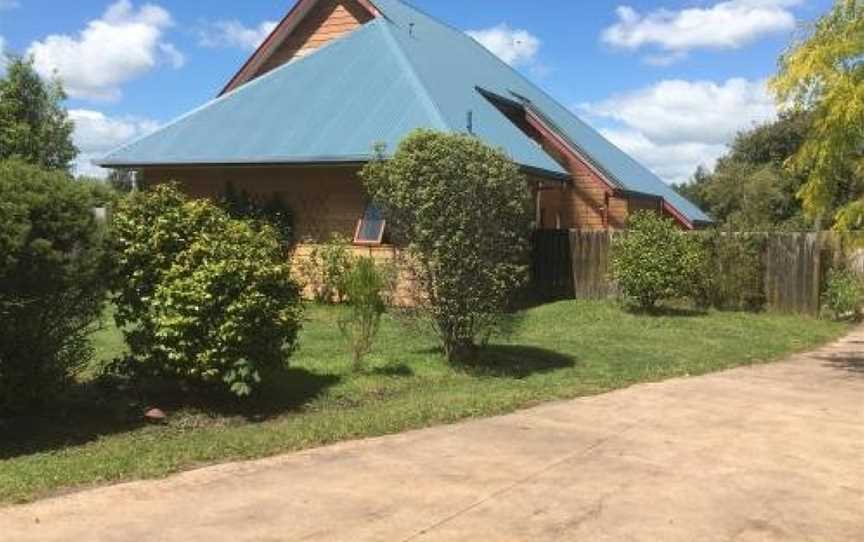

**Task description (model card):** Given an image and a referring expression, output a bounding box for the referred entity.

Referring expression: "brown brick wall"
[140,165,367,243]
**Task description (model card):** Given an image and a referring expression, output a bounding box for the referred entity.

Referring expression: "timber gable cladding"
[222,0,376,94]
[101,0,711,244]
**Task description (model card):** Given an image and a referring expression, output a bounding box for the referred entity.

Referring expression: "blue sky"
[0,0,833,181]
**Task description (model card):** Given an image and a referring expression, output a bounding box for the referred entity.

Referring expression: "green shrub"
[360,130,532,361]
[821,268,864,321]
[338,257,388,371]
[297,234,354,303]
[112,183,303,397]
[221,182,294,246]
[0,160,109,413]
[611,211,704,311]
[693,231,767,311]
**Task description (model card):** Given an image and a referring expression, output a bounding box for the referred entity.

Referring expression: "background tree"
[770,0,864,223]
[674,112,812,230]
[361,130,532,362]
[107,168,137,193]
[0,56,77,171]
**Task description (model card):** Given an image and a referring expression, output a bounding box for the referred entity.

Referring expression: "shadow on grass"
[462,344,576,379]
[624,305,708,318]
[369,364,415,377]
[0,367,339,460]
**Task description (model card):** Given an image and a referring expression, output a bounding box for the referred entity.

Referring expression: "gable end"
[221,0,378,95]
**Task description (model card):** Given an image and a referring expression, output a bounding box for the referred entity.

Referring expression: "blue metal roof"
[100,0,710,224]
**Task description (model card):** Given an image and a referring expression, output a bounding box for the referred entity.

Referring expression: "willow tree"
[769,0,864,223]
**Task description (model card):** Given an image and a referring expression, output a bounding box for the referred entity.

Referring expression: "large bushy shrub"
[360,130,532,361]
[0,160,109,413]
[611,211,704,310]
[112,184,302,397]
[693,231,767,311]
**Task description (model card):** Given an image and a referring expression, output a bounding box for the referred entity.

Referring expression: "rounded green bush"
[112,184,303,397]
[611,211,704,311]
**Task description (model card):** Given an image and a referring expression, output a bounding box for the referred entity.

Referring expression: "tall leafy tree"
[674,112,812,230]
[770,0,864,222]
[0,55,77,171]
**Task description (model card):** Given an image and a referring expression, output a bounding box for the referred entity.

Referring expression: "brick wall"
[140,165,367,242]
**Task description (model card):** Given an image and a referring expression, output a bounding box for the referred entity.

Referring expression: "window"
[354,204,386,245]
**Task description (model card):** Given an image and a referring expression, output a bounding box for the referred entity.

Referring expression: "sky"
[0,0,834,182]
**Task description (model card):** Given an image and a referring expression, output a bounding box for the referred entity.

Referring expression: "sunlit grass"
[0,300,847,504]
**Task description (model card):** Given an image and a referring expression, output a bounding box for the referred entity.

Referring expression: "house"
[98,0,711,251]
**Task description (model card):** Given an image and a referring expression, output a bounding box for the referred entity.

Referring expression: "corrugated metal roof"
[367,0,710,223]
[98,17,565,176]
[99,0,709,223]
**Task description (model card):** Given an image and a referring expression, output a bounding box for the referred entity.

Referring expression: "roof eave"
[95,156,375,169]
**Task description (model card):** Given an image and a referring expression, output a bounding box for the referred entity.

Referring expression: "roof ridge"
[377,19,449,132]
[372,1,689,196]
[99,21,384,165]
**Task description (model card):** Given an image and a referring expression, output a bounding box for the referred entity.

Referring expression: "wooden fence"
[532,230,848,316]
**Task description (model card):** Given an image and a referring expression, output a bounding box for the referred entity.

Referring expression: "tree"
[0,56,77,172]
[770,0,864,222]
[360,130,532,362]
[0,160,110,413]
[107,169,136,193]
[674,112,812,230]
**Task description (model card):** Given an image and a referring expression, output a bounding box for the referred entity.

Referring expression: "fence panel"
[531,230,573,298]
[764,233,822,315]
[570,231,614,299]
[532,230,848,316]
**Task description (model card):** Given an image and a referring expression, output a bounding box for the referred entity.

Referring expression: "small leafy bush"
[112,183,303,397]
[821,268,864,321]
[339,257,388,371]
[298,234,354,303]
[361,130,532,362]
[221,182,294,246]
[611,211,704,311]
[693,231,766,311]
[0,160,110,413]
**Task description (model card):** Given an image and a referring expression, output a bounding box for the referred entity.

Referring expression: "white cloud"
[580,78,777,184]
[602,128,727,185]
[602,0,800,63]
[467,24,540,66]
[27,0,183,101]
[0,0,20,10]
[197,20,278,51]
[69,109,159,178]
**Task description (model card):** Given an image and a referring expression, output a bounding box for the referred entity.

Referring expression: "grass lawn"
[0,300,848,504]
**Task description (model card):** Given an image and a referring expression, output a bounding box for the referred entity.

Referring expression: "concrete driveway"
[3,330,863,541]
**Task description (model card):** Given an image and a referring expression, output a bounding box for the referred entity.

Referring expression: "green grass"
[0,300,848,504]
